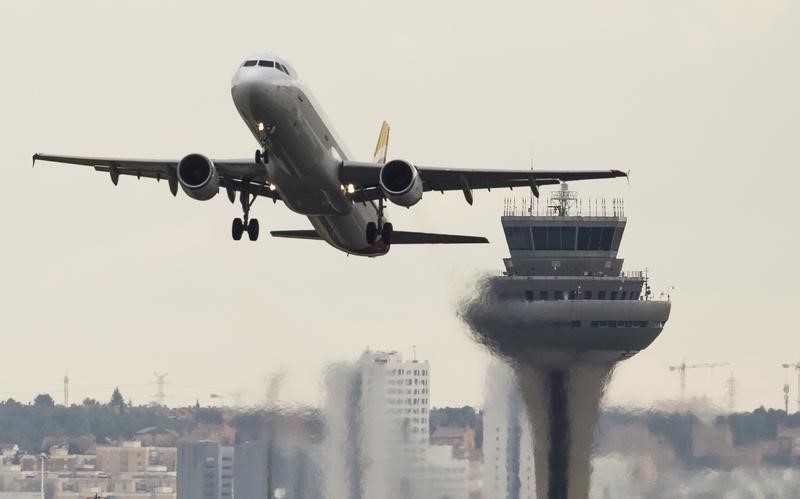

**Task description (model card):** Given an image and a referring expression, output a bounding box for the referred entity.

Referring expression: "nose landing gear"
[255,149,267,164]
[255,125,276,165]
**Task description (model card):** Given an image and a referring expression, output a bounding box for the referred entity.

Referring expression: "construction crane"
[782,362,800,414]
[668,360,730,399]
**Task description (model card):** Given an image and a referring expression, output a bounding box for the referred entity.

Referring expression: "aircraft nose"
[231,69,268,98]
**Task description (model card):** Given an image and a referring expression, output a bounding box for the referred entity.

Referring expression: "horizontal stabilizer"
[391,231,488,244]
[270,230,322,240]
[271,229,488,244]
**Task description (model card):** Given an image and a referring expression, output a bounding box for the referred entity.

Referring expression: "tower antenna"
[154,373,168,406]
[64,374,69,407]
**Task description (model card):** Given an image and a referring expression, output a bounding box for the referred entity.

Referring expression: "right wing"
[340,161,626,203]
[32,154,280,200]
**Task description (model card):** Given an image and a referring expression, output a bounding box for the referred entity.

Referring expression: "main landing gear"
[232,186,259,241]
[366,197,393,246]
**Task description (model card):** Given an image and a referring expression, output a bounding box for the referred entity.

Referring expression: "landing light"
[269,183,277,191]
[257,122,265,132]
[347,184,355,194]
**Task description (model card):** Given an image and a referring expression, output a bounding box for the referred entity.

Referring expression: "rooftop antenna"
[529,154,535,215]
[782,362,800,413]
[154,373,168,406]
[412,345,417,362]
[64,374,69,407]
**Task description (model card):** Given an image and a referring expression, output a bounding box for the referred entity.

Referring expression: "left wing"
[339,161,627,203]
[32,154,280,200]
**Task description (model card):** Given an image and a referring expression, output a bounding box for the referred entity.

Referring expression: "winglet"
[372,121,390,165]
[32,153,38,168]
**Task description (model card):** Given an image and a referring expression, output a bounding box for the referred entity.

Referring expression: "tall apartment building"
[323,349,431,499]
[360,350,431,444]
[177,441,233,499]
[483,362,535,499]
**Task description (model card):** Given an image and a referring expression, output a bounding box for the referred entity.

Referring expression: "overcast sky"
[1,0,798,412]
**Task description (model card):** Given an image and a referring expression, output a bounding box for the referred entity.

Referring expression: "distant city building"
[96,441,148,474]
[430,426,476,460]
[422,445,470,499]
[482,363,535,499]
[360,350,431,444]
[234,439,322,499]
[323,350,431,499]
[177,441,233,499]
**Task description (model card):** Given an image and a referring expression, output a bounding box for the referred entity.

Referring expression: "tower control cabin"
[463,183,671,367]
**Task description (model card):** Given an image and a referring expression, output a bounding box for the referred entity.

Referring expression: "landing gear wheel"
[381,222,393,246]
[255,150,262,164]
[232,218,244,241]
[255,149,269,164]
[247,219,260,241]
[366,222,377,245]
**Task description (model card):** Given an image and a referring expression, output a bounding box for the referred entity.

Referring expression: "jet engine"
[177,153,219,200]
[379,159,423,207]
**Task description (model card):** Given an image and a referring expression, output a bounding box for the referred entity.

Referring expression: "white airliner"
[34,53,626,257]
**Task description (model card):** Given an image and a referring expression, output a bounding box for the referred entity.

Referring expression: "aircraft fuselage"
[231,54,389,257]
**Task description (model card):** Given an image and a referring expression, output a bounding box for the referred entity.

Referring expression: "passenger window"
[243,60,257,67]
[258,60,275,67]
[539,291,548,301]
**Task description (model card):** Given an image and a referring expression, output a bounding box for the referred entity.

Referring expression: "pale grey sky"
[1,0,798,411]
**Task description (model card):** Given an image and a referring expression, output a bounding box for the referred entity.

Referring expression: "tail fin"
[372,121,390,164]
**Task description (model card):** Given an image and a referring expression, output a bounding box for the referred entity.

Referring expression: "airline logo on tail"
[373,121,390,165]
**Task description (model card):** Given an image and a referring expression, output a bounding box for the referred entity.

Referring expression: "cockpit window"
[258,60,274,67]
[243,60,257,67]
[276,63,289,75]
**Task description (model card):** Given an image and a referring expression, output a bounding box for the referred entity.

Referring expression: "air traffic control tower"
[460,184,671,499]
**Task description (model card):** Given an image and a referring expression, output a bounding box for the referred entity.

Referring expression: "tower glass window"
[504,226,533,250]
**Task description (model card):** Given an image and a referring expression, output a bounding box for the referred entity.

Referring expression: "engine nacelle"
[177,153,219,201]
[379,159,423,207]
